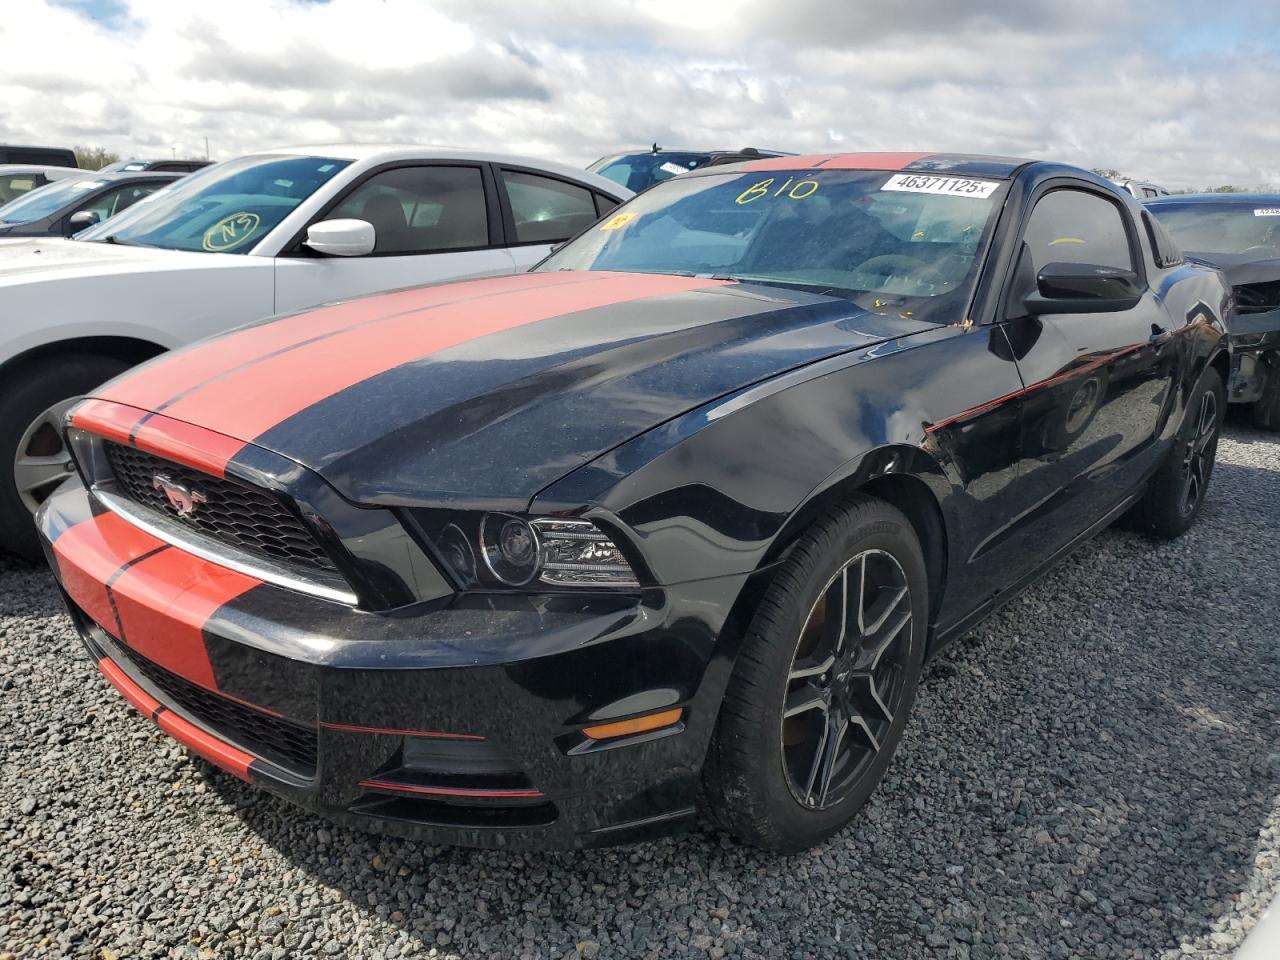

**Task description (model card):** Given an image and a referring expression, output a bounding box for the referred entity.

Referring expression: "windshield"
[588,152,710,193]
[76,154,351,252]
[0,176,100,224]
[1147,201,1280,259]
[541,169,1008,322]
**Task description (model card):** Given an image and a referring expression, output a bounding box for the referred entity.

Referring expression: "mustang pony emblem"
[152,475,207,518]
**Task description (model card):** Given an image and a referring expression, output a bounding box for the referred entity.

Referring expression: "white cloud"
[3,0,1279,189]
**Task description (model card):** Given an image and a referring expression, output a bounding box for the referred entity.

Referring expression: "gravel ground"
[2,423,1278,960]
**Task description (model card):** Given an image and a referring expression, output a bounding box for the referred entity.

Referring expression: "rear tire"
[0,354,130,560]
[703,496,928,853]
[1126,365,1224,540]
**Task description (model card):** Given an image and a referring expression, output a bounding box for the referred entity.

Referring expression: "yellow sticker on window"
[1049,236,1087,245]
[202,212,262,252]
[600,212,637,231]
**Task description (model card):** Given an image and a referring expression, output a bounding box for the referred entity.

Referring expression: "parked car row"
[17,141,1247,855]
[0,145,629,557]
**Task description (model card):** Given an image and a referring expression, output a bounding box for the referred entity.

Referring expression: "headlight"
[421,512,640,589]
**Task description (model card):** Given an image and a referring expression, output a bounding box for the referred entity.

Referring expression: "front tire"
[703,496,928,853]
[1,354,130,560]
[1127,365,1224,540]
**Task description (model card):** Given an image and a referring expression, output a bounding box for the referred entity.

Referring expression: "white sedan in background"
[0,144,630,558]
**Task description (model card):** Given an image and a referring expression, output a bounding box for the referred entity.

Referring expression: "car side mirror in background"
[1023,261,1142,316]
[67,210,100,231]
[304,218,376,257]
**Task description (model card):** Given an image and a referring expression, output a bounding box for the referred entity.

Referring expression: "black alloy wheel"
[1122,365,1224,540]
[703,495,927,852]
[1178,388,1218,518]
[781,549,913,811]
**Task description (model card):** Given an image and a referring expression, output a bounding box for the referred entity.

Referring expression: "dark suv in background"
[0,144,77,168]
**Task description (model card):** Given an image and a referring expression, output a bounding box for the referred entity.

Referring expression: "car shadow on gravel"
[205,459,1280,959]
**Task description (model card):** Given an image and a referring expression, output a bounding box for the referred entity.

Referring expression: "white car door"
[498,166,619,272]
[272,162,517,314]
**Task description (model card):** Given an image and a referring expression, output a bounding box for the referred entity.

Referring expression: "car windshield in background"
[0,177,101,225]
[589,152,709,193]
[1148,201,1280,259]
[76,154,352,253]
[541,169,1007,322]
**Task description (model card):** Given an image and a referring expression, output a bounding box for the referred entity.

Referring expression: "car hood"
[0,236,232,285]
[93,271,936,507]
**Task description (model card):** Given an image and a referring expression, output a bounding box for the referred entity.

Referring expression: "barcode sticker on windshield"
[882,174,999,198]
[1254,208,1280,217]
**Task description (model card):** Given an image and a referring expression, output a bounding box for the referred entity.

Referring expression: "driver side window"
[1023,189,1134,274]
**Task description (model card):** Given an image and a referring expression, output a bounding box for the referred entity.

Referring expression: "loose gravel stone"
[2,423,1278,958]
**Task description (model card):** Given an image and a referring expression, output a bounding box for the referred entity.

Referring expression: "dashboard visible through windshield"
[540,168,1008,323]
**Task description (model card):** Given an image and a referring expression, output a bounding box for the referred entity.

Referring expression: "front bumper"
[1227,312,1280,404]
[39,478,757,849]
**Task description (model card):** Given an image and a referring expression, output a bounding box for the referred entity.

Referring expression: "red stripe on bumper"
[110,548,261,692]
[319,721,483,740]
[52,512,166,634]
[95,656,252,781]
[155,708,253,781]
[97,656,161,717]
[155,273,732,444]
[357,778,544,800]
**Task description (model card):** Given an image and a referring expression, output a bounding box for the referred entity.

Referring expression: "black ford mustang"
[39,152,1230,852]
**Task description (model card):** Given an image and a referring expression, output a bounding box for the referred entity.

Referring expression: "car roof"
[1145,193,1280,205]
[266,143,630,195]
[0,163,82,175]
[686,151,1034,179]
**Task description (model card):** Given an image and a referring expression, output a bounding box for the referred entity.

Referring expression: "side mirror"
[304,218,375,257]
[67,210,100,230]
[1024,261,1142,316]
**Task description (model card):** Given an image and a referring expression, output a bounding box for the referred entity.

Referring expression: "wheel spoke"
[783,680,828,719]
[13,454,70,497]
[848,670,894,727]
[812,710,849,807]
[853,609,912,674]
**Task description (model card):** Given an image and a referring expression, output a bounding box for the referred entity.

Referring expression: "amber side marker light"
[582,707,683,741]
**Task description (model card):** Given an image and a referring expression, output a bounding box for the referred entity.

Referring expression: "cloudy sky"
[4,0,1278,189]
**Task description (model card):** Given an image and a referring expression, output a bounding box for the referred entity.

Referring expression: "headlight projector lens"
[480,513,542,585]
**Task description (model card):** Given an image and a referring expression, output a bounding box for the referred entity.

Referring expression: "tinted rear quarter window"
[502,170,597,244]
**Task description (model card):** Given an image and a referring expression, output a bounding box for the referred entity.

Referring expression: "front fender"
[532,322,1019,597]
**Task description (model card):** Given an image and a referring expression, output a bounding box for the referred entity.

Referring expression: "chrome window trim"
[92,487,358,606]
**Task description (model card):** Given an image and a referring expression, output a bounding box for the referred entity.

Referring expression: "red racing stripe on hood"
[740,152,933,172]
[71,399,246,477]
[95,272,574,414]
[109,547,261,693]
[152,272,732,444]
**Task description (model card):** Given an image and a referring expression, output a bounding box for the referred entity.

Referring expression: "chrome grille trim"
[92,487,358,606]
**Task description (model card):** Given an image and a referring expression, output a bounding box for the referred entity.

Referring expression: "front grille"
[103,441,335,571]
[119,645,318,776]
